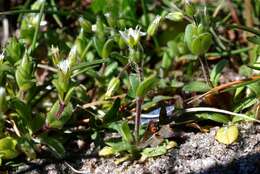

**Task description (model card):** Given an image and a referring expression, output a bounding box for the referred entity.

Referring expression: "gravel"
[9,123,260,174]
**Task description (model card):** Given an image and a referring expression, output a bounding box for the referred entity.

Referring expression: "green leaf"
[99,146,114,156]
[191,33,212,55]
[184,24,197,51]
[102,39,114,59]
[136,75,158,97]
[18,138,36,160]
[64,87,75,104]
[0,137,19,160]
[46,101,73,129]
[9,98,32,125]
[128,73,139,98]
[40,135,65,158]
[105,77,120,98]
[106,141,133,153]
[196,113,230,124]
[183,81,210,92]
[91,0,107,13]
[103,98,121,124]
[165,12,184,22]
[108,121,133,143]
[141,146,167,158]
[247,82,260,96]
[93,37,104,57]
[234,96,257,113]
[215,125,239,145]
[5,38,24,64]
[247,36,260,45]
[210,59,228,86]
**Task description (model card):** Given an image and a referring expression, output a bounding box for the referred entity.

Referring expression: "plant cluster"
[0,0,260,168]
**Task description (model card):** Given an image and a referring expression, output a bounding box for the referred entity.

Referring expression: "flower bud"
[147,15,161,36]
[5,38,23,64]
[79,17,92,33]
[15,54,34,91]
[184,0,195,17]
[0,87,7,113]
[165,12,184,22]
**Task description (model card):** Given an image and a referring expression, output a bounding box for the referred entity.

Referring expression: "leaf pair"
[184,24,212,55]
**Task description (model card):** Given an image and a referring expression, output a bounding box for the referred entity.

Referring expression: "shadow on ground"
[196,153,260,174]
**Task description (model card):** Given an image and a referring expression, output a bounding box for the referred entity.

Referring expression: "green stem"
[134,62,144,142]
[17,0,31,23]
[29,2,45,54]
[206,47,252,57]
[227,24,260,36]
[140,0,149,27]
[135,96,143,142]
[50,0,63,27]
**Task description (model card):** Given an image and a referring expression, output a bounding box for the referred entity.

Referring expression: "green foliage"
[0,0,259,166]
[183,81,210,92]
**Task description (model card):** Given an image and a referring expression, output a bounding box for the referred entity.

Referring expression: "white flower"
[92,24,97,32]
[119,26,146,48]
[51,45,59,55]
[0,87,5,96]
[57,59,70,74]
[68,45,77,66]
[0,51,4,62]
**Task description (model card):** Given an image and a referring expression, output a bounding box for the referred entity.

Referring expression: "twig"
[187,75,260,103]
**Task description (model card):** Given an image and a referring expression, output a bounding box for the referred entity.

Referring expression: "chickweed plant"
[0,0,260,168]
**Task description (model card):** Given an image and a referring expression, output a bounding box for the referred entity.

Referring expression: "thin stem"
[134,96,143,142]
[17,0,31,23]
[140,0,149,27]
[198,55,213,88]
[206,47,252,57]
[29,1,45,54]
[227,24,260,36]
[118,62,131,79]
[134,62,144,142]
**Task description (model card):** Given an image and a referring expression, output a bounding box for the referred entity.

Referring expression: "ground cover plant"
[0,0,260,172]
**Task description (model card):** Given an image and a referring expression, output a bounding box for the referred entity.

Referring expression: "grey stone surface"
[10,123,260,174]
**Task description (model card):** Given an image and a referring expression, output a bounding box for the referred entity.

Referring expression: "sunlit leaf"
[0,137,18,160]
[215,125,239,145]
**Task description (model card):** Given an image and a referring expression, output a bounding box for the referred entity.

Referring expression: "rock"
[10,123,260,174]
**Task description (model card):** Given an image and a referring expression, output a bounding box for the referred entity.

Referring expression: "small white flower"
[104,13,111,18]
[68,45,77,66]
[51,45,59,56]
[119,26,146,48]
[0,51,4,62]
[153,15,161,25]
[0,87,5,96]
[92,24,97,32]
[31,15,47,27]
[57,59,70,74]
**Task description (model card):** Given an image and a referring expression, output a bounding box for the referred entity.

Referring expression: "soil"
[10,123,260,174]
